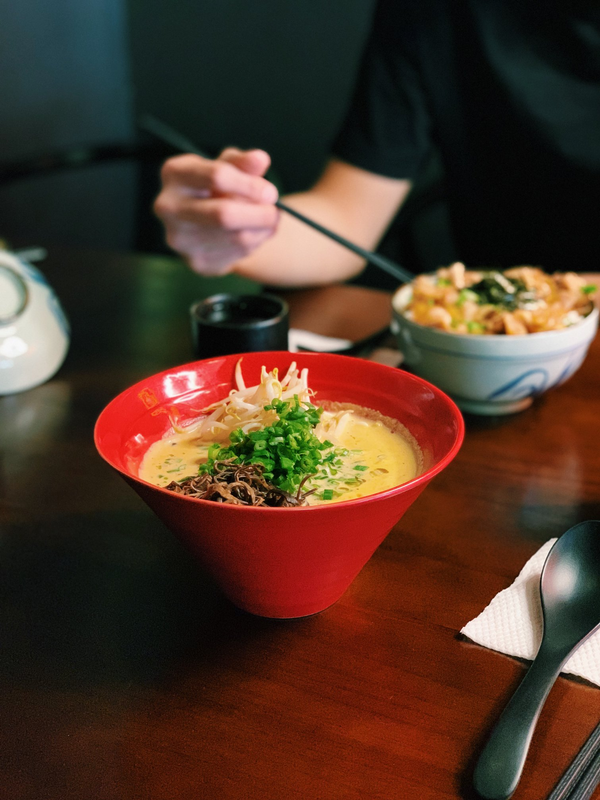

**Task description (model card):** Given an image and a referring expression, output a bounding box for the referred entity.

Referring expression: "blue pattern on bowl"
[488,368,549,400]
[487,346,586,401]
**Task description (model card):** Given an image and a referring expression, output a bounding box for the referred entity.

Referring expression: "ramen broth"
[139,403,421,506]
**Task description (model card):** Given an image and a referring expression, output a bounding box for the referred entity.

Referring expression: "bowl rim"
[94,352,465,513]
[190,292,289,330]
[391,283,599,344]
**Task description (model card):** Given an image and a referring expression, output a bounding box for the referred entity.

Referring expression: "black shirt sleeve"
[331,0,434,181]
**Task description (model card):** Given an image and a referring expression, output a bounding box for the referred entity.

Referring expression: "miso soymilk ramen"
[140,402,421,506]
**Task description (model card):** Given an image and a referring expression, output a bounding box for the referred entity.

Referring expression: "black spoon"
[139,114,415,285]
[473,520,600,800]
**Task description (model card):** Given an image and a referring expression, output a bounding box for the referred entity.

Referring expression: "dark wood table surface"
[2,249,600,800]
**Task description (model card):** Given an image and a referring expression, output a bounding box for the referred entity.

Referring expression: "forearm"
[232,193,366,287]
[233,160,412,287]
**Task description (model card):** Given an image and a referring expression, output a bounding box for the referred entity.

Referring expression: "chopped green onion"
[199,396,334,494]
[322,489,334,500]
[467,321,485,334]
[456,288,479,307]
[582,284,597,295]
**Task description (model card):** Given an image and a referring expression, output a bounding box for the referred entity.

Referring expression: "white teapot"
[0,249,70,395]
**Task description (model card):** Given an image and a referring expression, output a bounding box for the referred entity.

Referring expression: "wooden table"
[2,250,600,800]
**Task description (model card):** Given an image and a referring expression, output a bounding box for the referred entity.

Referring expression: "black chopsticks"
[138,114,415,285]
[548,721,600,800]
[271,201,414,284]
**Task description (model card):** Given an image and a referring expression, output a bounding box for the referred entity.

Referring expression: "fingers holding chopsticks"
[154,150,280,276]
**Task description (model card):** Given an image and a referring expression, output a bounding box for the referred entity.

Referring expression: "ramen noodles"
[139,361,422,506]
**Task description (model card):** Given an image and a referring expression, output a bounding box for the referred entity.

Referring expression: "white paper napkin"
[462,539,600,687]
[288,328,352,353]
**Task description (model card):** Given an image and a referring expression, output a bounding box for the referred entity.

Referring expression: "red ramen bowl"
[94,352,464,618]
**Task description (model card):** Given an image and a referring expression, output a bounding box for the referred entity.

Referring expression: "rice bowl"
[392,279,599,415]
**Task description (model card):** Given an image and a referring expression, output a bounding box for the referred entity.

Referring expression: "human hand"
[154,148,279,275]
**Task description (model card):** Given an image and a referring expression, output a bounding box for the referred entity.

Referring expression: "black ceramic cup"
[190,293,289,359]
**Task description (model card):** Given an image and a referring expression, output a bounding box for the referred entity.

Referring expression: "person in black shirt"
[154,0,600,285]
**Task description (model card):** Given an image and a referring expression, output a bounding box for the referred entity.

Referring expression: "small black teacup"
[190,293,289,359]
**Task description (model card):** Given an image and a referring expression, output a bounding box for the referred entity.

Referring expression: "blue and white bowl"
[391,284,599,415]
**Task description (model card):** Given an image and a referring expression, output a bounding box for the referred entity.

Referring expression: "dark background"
[0,0,452,281]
